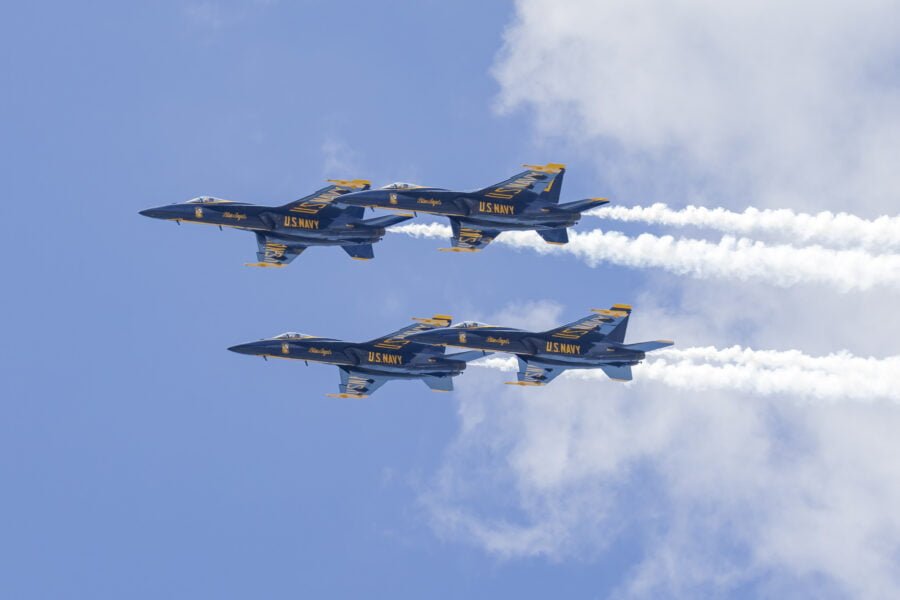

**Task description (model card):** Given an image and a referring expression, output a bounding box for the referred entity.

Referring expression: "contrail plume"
[471,347,900,403]
[589,204,900,252]
[390,224,900,292]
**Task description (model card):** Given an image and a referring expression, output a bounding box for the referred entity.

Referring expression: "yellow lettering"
[283,216,319,229]
[368,352,402,365]
[545,341,580,354]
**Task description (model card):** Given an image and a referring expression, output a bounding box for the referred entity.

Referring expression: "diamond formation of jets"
[227,315,491,398]
[335,163,609,251]
[407,305,673,385]
[139,180,412,266]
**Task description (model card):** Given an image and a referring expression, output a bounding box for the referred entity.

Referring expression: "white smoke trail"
[390,224,900,292]
[589,204,900,252]
[471,347,900,403]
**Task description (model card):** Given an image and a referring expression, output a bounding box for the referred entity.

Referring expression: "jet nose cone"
[139,206,175,219]
[228,342,260,355]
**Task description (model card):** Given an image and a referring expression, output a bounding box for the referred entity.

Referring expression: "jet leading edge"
[139,180,411,266]
[336,163,609,251]
[407,305,673,385]
[228,315,491,398]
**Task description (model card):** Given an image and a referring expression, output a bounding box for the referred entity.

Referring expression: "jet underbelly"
[270,227,381,246]
[461,213,577,230]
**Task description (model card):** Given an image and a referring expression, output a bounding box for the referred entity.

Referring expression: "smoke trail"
[390,224,900,292]
[471,347,900,403]
[589,204,900,252]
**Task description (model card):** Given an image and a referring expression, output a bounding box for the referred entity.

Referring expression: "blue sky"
[1,2,648,598]
[5,1,900,598]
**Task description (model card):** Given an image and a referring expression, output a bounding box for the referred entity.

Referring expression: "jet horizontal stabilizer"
[537,227,569,245]
[357,214,413,228]
[423,376,453,392]
[599,364,633,382]
[557,197,609,213]
[444,350,492,362]
[342,243,374,260]
[614,340,674,353]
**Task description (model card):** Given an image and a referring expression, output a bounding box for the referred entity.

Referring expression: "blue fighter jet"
[407,305,673,385]
[334,164,609,251]
[228,315,491,398]
[139,180,412,266]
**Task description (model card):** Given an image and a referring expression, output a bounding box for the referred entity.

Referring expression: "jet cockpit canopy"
[380,182,423,191]
[186,196,234,204]
[452,321,491,329]
[271,332,313,340]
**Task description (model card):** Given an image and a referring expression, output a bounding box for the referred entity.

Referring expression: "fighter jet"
[407,305,672,385]
[228,315,491,398]
[139,180,412,266]
[334,164,609,251]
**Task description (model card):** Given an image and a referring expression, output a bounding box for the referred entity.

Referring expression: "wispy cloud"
[493,0,900,214]
[320,136,359,179]
[391,223,900,292]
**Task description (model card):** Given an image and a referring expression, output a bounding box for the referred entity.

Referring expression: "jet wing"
[366,315,453,350]
[327,368,390,398]
[279,180,370,215]
[506,357,566,386]
[245,233,305,268]
[439,218,501,252]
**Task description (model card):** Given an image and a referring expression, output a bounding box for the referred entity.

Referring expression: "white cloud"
[494,0,900,214]
[418,3,900,596]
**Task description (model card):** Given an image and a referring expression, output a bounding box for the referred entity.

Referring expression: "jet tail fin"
[342,243,374,260]
[557,197,609,214]
[590,304,632,343]
[358,214,413,228]
[423,376,453,392]
[537,227,569,245]
[615,340,674,353]
[475,163,566,204]
[599,364,633,382]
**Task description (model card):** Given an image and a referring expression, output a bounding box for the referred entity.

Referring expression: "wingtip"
[412,315,452,326]
[326,178,371,189]
[522,162,566,173]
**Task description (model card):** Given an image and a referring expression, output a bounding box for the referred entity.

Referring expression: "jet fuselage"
[139,201,392,247]
[409,326,647,368]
